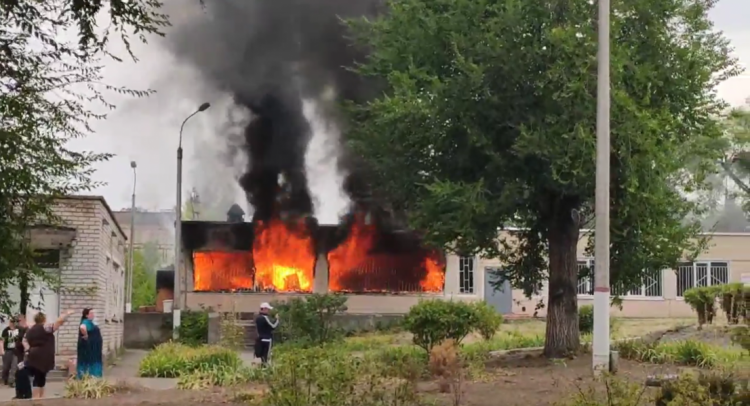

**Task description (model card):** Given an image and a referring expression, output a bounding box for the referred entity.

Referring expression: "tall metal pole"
[592,0,611,374]
[126,161,137,313]
[173,102,211,340]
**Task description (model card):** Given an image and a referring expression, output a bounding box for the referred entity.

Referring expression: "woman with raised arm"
[18,310,76,399]
[76,308,103,378]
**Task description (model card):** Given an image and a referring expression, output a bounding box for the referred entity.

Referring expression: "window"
[676,261,729,297]
[33,249,60,268]
[611,270,663,297]
[577,259,595,295]
[578,258,663,298]
[459,256,475,294]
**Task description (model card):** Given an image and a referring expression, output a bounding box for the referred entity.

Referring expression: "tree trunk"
[19,272,29,316]
[544,203,580,358]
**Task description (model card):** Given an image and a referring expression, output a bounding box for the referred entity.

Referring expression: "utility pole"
[592,0,611,374]
[174,102,211,339]
[126,161,137,313]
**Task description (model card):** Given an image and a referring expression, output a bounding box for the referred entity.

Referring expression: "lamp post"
[593,0,611,374]
[126,161,137,313]
[173,102,210,339]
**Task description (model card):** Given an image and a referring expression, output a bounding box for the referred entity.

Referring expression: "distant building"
[113,209,176,267]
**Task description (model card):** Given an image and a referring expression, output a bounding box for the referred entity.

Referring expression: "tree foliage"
[0,0,167,308]
[345,0,739,356]
[129,242,161,310]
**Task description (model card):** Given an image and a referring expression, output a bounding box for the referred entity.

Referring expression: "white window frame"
[577,258,664,300]
[458,256,476,294]
[676,260,730,299]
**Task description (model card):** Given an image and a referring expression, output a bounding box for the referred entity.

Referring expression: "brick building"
[4,195,127,360]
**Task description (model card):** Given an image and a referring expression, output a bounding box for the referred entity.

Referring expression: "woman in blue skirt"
[76,308,103,378]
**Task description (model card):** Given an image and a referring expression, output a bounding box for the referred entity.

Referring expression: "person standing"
[254,303,279,366]
[1,318,20,386]
[19,310,75,399]
[13,315,29,400]
[76,308,103,378]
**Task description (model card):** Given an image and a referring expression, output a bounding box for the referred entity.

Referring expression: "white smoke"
[302,98,350,224]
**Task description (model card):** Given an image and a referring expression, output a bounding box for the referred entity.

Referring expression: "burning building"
[179,206,456,314]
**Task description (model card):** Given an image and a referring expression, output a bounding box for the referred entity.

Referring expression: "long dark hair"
[80,308,92,323]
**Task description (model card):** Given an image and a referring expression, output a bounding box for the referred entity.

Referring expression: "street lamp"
[173,102,210,339]
[126,161,137,313]
[593,0,611,373]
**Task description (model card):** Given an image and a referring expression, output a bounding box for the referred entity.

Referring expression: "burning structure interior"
[180,207,450,313]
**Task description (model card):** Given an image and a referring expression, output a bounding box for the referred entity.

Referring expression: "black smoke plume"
[162,0,383,222]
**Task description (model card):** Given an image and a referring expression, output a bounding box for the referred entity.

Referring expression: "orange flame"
[327,214,445,293]
[193,251,253,291]
[252,218,315,292]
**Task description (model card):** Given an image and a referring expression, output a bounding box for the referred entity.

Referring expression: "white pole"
[592,0,611,374]
[126,161,137,313]
[173,146,183,340]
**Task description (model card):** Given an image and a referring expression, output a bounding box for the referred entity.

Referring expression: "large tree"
[345,0,738,356]
[0,0,167,315]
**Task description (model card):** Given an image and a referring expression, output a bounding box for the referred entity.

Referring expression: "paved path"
[0,350,178,402]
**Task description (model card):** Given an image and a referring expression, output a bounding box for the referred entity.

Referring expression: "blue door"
[484,267,513,314]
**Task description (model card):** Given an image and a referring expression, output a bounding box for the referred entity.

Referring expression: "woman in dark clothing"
[18,310,75,399]
[76,308,103,378]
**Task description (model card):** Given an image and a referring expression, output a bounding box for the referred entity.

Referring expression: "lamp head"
[130,161,137,169]
[198,102,210,112]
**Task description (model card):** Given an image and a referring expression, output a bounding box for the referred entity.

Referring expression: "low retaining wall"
[125,311,404,348]
[124,312,172,349]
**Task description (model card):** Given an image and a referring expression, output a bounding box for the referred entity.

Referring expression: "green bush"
[403,299,478,353]
[614,339,738,368]
[730,325,749,355]
[719,283,748,325]
[579,305,594,334]
[257,346,420,406]
[177,310,209,346]
[138,342,242,378]
[271,293,348,345]
[656,371,750,406]
[472,301,503,340]
[683,286,721,328]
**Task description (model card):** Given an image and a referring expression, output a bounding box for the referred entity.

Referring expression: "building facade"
[181,229,748,318]
[112,209,175,268]
[3,196,128,360]
[463,231,750,318]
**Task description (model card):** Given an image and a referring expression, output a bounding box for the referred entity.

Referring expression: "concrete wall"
[124,312,172,348]
[54,196,127,357]
[186,292,480,314]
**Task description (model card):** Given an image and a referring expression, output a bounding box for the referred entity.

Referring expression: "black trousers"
[14,368,31,399]
[254,338,272,365]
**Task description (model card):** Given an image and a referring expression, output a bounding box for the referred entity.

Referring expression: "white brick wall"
[53,196,127,358]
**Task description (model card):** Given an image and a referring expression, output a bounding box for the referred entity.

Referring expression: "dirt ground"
[425,353,674,406]
[11,353,680,406]
[10,318,704,406]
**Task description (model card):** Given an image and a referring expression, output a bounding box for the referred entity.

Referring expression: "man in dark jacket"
[1,318,20,386]
[254,303,279,366]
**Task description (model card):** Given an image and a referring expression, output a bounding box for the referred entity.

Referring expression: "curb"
[486,335,647,358]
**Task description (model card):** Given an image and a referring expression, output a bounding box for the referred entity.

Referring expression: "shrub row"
[138,342,243,378]
[615,338,743,368]
[683,283,748,326]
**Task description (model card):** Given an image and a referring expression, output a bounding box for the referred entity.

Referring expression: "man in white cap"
[254,302,279,366]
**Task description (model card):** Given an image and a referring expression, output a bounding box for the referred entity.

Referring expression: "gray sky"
[71,0,750,217]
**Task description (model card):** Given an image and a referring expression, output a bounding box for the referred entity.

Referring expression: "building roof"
[58,195,127,240]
